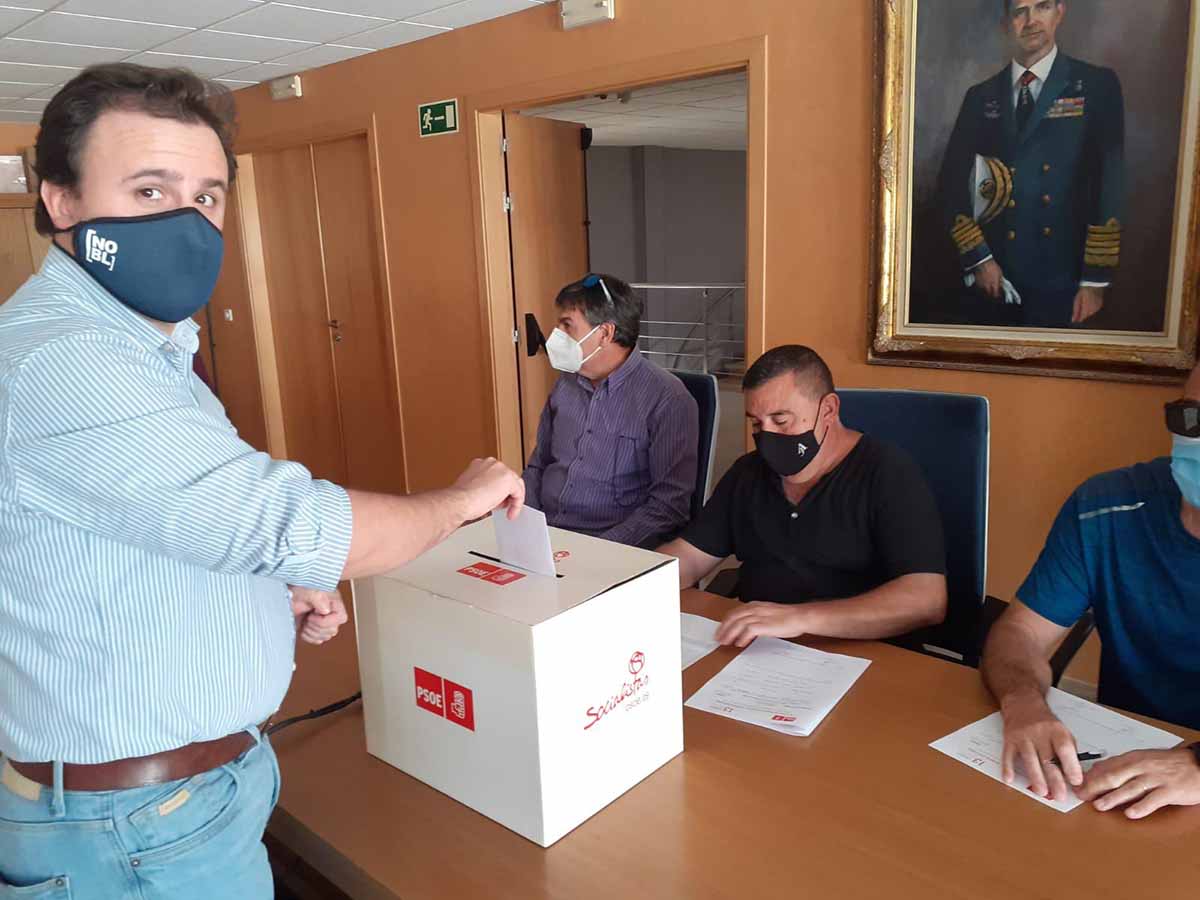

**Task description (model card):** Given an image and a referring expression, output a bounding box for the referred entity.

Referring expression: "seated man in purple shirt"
[522,274,699,548]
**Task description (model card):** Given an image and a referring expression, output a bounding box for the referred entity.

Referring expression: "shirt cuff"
[284,480,353,592]
[965,254,994,273]
[1079,281,1110,288]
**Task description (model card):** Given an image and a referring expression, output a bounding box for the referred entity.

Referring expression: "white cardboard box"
[353,519,683,847]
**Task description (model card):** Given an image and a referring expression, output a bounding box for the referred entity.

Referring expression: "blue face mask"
[1171,435,1200,508]
[66,207,223,323]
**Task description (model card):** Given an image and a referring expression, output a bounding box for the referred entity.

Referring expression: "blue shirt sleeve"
[4,332,353,593]
[1016,489,1093,628]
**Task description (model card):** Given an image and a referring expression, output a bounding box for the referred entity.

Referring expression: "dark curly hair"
[33,63,237,235]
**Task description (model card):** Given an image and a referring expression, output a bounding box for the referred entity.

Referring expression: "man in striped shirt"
[522,274,698,549]
[0,64,523,899]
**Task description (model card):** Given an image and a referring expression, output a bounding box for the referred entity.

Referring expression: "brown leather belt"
[9,728,258,792]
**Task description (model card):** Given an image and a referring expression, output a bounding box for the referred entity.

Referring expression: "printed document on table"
[930,686,1183,812]
[685,637,871,735]
[681,613,721,669]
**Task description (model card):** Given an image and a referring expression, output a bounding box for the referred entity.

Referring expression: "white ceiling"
[521,71,746,152]
[0,0,552,122]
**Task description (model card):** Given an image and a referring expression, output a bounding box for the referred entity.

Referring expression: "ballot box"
[353,518,683,847]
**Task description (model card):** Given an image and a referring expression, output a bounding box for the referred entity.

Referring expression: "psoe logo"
[84,229,118,272]
[583,651,650,731]
[414,667,475,731]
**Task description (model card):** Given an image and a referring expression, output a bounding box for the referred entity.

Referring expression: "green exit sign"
[418,98,459,137]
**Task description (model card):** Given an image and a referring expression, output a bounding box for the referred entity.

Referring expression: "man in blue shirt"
[523,274,698,548]
[982,365,1200,818]
[0,64,523,898]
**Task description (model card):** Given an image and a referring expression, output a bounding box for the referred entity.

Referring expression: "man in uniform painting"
[938,0,1125,329]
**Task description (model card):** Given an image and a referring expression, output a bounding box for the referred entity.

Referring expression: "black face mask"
[753,398,829,478]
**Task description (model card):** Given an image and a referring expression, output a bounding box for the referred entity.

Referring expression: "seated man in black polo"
[659,345,947,645]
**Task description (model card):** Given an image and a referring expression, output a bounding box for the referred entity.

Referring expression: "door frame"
[467,37,768,471]
[234,114,409,490]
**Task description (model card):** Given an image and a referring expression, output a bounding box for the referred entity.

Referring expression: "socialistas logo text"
[583,651,650,731]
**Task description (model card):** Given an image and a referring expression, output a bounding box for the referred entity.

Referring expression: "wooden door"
[253,144,347,484]
[503,114,589,461]
[207,186,269,451]
[312,135,406,495]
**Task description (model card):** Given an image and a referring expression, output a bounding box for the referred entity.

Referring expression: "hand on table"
[715,602,809,648]
[290,586,348,645]
[1075,748,1200,819]
[999,693,1084,802]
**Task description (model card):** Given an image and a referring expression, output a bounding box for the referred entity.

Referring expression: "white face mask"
[546,324,603,374]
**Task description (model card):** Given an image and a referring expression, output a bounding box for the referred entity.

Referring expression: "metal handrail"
[641,319,745,329]
[630,282,745,290]
[633,283,746,374]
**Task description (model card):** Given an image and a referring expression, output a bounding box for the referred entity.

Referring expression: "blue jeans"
[0,731,280,900]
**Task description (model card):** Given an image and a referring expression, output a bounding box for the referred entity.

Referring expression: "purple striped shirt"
[522,350,698,547]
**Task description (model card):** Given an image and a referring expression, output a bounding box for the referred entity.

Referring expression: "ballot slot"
[467,549,565,579]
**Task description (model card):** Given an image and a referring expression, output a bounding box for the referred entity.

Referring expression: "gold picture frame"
[871,0,1200,383]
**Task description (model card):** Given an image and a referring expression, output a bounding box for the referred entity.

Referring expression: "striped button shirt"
[0,246,353,764]
[522,349,698,547]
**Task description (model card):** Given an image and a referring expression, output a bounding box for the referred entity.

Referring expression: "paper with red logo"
[929,687,1181,813]
[685,637,870,736]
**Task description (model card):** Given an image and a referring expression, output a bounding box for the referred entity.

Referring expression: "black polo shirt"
[682,435,946,603]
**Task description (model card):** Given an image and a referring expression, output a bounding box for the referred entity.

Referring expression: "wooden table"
[269,591,1200,899]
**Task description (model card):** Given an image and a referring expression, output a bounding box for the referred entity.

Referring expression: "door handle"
[524,313,546,358]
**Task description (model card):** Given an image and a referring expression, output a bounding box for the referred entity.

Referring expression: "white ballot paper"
[685,637,871,735]
[680,613,721,670]
[930,686,1183,813]
[491,506,556,578]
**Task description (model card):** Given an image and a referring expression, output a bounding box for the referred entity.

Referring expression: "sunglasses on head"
[1165,399,1200,437]
[581,273,615,309]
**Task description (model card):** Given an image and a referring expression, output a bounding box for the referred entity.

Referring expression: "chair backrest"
[836,388,990,662]
[672,371,720,520]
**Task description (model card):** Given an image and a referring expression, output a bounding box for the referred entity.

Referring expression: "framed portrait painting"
[872,0,1200,382]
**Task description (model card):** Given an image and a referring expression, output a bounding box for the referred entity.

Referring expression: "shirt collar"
[40,243,200,359]
[576,345,642,393]
[1011,44,1058,87]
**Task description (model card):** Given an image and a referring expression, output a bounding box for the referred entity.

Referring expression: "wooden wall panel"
[312,134,407,495]
[208,187,269,451]
[253,144,346,484]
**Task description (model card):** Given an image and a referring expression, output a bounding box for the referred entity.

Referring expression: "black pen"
[1047,751,1104,766]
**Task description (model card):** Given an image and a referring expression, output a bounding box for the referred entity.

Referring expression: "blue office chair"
[672,371,720,520]
[835,389,991,664]
[837,389,1092,676]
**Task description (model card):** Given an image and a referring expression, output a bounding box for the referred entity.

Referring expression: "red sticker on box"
[457,562,525,585]
[444,679,475,731]
[414,667,445,716]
